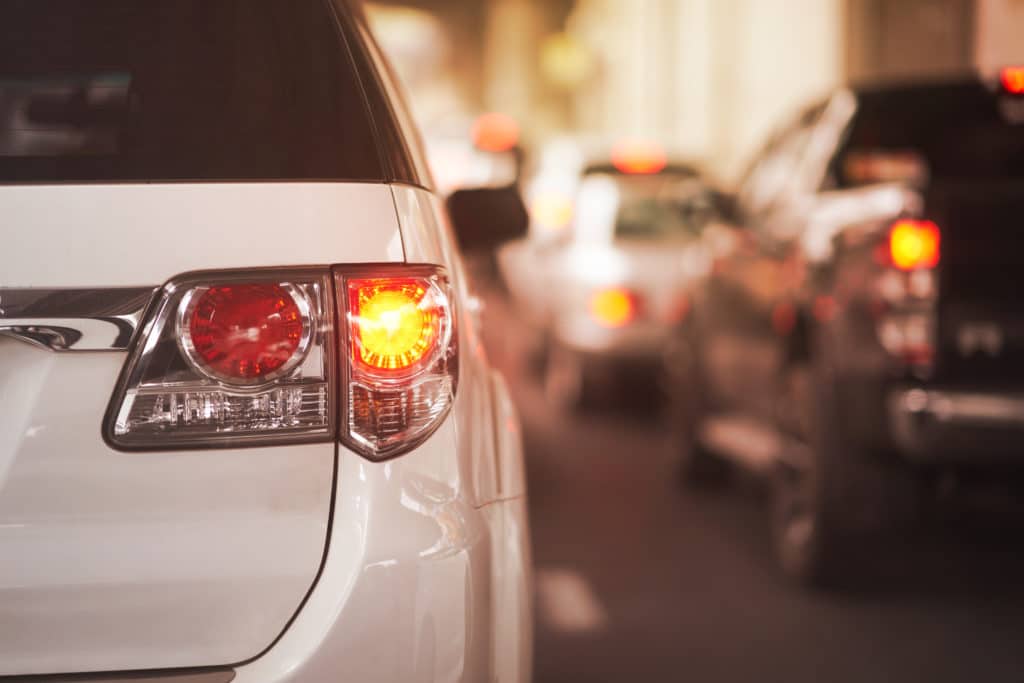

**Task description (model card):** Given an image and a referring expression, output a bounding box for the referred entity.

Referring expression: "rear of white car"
[0,2,531,681]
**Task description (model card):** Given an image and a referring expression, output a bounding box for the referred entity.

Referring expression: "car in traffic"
[0,1,532,681]
[666,71,1024,586]
[501,147,717,409]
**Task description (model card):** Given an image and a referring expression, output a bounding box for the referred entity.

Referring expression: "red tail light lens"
[610,139,668,175]
[1001,66,1024,95]
[182,283,313,384]
[889,219,940,271]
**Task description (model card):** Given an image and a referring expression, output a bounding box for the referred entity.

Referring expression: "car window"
[837,82,1024,186]
[0,0,383,183]
[737,103,826,220]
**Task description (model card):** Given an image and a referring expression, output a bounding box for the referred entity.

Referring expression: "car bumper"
[231,446,532,683]
[553,317,671,360]
[889,387,1024,464]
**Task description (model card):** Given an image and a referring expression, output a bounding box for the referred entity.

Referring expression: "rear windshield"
[839,82,1024,186]
[0,0,384,183]
[611,176,712,241]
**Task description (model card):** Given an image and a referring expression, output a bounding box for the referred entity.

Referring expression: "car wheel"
[663,333,730,487]
[770,361,921,588]
[544,343,586,411]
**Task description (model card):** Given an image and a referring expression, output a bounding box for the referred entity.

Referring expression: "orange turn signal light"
[349,278,441,371]
[889,219,940,271]
[590,288,639,328]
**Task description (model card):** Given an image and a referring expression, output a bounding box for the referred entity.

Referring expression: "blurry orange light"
[1001,66,1024,95]
[590,288,638,328]
[611,139,667,175]
[472,112,520,153]
[350,279,439,371]
[889,220,940,271]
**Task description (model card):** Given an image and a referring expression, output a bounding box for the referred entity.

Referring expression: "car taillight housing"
[337,266,456,460]
[106,265,457,460]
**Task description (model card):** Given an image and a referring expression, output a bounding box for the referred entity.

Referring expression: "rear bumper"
[231,445,532,683]
[553,317,670,360]
[889,387,1024,463]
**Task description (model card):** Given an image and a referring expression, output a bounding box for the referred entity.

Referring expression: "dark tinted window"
[0,0,385,182]
[839,82,1024,185]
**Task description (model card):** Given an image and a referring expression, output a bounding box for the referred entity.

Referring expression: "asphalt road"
[480,277,1024,683]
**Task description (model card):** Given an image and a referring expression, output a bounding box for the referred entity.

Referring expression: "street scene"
[2,1,1024,681]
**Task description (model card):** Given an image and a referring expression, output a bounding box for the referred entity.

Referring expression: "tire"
[663,331,730,487]
[544,343,594,412]
[770,360,922,589]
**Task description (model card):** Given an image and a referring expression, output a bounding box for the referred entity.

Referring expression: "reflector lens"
[590,288,638,328]
[184,284,310,383]
[349,279,440,372]
[889,220,940,271]
[1001,66,1024,95]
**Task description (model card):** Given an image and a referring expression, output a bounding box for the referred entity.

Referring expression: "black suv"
[667,73,1024,586]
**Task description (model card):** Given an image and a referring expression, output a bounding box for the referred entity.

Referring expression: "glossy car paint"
[0,184,531,680]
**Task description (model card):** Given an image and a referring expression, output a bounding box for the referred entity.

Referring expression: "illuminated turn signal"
[349,278,442,372]
[889,220,940,271]
[590,288,639,328]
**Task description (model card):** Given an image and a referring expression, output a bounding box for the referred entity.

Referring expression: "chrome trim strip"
[0,287,157,351]
[0,669,234,682]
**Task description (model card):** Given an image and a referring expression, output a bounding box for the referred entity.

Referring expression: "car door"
[699,102,831,422]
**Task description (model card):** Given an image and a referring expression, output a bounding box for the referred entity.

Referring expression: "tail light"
[889,219,940,271]
[105,265,456,460]
[589,287,640,328]
[1000,66,1024,95]
[338,267,456,459]
[873,219,940,376]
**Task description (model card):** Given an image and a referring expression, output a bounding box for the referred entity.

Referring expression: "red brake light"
[183,283,312,383]
[472,112,520,153]
[889,219,940,271]
[1001,66,1024,95]
[611,139,667,175]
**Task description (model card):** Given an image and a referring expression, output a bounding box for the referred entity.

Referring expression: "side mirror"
[447,185,529,252]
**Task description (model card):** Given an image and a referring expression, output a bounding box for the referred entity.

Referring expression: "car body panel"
[0,338,335,674]
[0,183,403,288]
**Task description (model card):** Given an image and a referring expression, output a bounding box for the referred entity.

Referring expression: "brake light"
[590,288,639,328]
[106,265,457,460]
[1001,66,1024,95]
[889,219,940,271]
[611,139,667,175]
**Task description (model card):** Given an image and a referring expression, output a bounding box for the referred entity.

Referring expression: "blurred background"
[368,1,1024,681]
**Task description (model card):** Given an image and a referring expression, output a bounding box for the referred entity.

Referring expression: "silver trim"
[0,287,156,351]
[0,670,235,682]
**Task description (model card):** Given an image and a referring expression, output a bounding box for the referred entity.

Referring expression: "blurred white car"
[0,2,531,681]
[501,151,716,407]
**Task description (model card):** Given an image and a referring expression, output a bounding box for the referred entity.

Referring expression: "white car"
[0,2,532,681]
[501,156,716,408]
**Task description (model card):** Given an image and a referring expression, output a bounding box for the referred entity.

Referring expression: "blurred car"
[502,150,716,408]
[667,70,1024,586]
[0,2,532,681]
